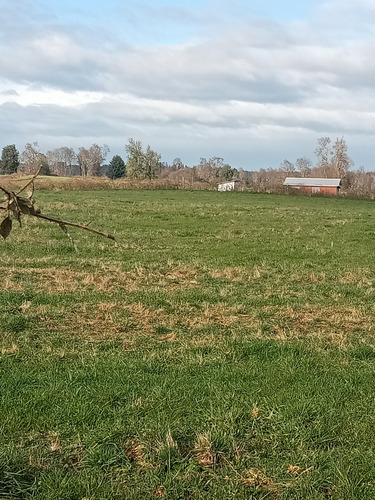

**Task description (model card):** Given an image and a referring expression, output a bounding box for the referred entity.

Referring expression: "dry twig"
[0,169,115,242]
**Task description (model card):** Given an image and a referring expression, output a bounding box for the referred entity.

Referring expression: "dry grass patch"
[0,173,211,192]
[0,267,120,294]
[33,302,126,340]
[12,270,371,347]
[1,276,23,292]
[36,301,173,341]
[241,468,284,496]
[163,265,198,281]
[309,273,326,282]
[186,333,225,348]
[194,432,216,467]
[49,434,62,452]
[211,265,264,282]
[1,343,19,355]
[158,332,177,342]
[0,264,200,294]
[125,440,151,468]
[153,487,165,497]
[265,305,373,345]
[125,303,174,334]
[128,264,199,290]
[184,303,256,329]
[284,305,370,332]
[339,268,373,286]
[286,465,314,477]
[157,431,179,453]
[20,295,258,342]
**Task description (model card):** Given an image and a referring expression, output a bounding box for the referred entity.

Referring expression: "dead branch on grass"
[0,168,115,241]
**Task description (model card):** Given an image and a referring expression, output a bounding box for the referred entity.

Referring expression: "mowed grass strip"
[1,189,375,499]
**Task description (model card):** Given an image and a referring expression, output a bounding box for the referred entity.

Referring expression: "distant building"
[283,177,341,196]
[218,180,239,192]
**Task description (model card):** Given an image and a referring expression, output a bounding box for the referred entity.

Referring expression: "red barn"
[283,177,341,195]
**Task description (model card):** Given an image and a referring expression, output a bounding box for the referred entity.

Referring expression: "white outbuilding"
[218,180,239,191]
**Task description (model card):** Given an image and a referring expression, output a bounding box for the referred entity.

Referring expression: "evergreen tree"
[0,144,19,174]
[107,155,126,179]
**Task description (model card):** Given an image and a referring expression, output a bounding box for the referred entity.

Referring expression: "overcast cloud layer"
[0,0,374,169]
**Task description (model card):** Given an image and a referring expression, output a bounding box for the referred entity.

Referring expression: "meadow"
[1,189,375,499]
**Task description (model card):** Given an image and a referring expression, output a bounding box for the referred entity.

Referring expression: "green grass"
[1,190,375,499]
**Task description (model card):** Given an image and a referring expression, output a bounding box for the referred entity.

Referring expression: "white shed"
[218,181,239,192]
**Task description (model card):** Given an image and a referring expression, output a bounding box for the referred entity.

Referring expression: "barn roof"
[283,177,341,187]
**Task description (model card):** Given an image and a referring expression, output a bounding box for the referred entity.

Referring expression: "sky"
[0,0,375,170]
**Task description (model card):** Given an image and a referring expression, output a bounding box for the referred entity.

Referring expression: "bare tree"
[47,147,76,176]
[314,137,334,177]
[20,142,44,174]
[281,159,295,174]
[295,157,313,177]
[46,149,61,176]
[78,144,109,177]
[238,168,253,186]
[332,137,353,178]
[210,157,224,169]
[77,148,90,177]
[194,157,224,185]
[314,136,353,178]
[171,158,185,171]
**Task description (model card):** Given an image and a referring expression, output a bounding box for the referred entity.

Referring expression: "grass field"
[1,189,375,499]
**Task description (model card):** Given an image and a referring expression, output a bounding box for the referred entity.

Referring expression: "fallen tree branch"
[0,169,115,242]
[34,213,115,240]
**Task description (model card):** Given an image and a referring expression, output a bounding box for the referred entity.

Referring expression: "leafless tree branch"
[0,170,115,241]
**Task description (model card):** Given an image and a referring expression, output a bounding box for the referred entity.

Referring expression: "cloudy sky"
[1,0,374,170]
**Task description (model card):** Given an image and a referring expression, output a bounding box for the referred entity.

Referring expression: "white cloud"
[0,0,374,168]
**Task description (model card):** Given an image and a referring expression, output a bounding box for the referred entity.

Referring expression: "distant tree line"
[242,136,357,193]
[2,136,375,197]
[0,139,240,184]
[0,142,111,177]
[278,137,353,179]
